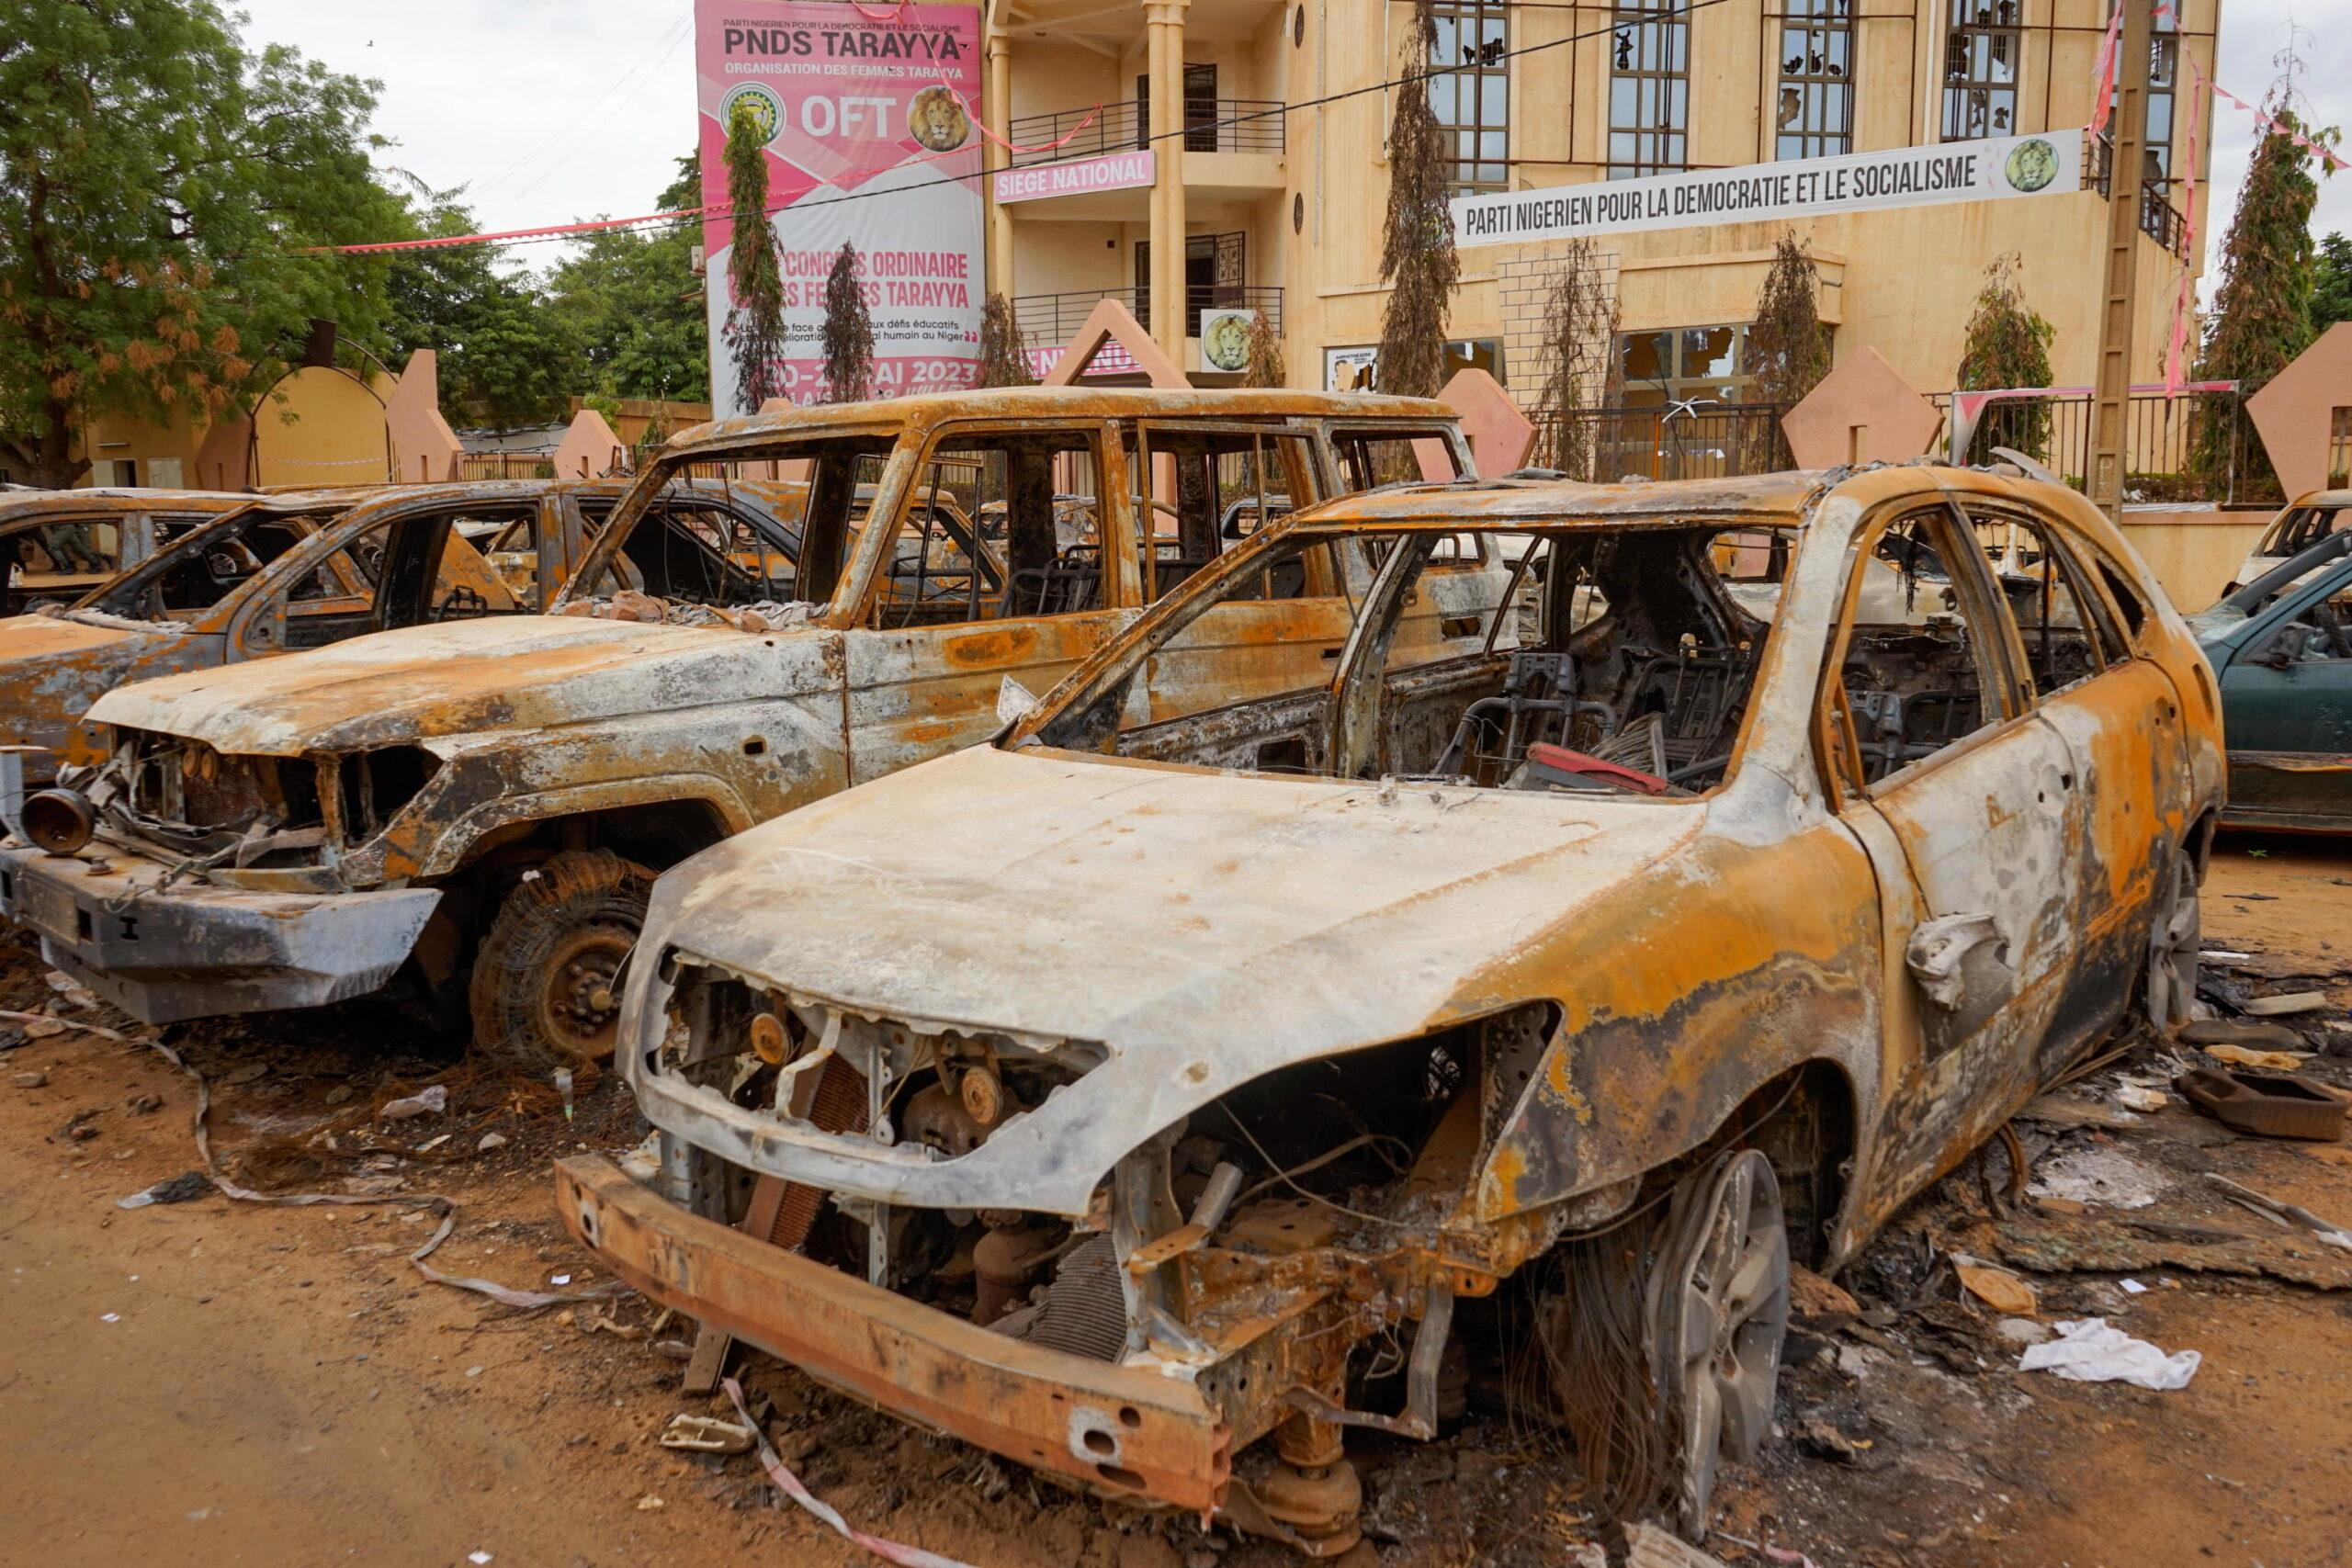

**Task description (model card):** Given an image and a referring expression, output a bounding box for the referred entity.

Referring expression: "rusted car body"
[2229,486,2351,590]
[0,389,1476,1064]
[0,478,791,788]
[0,489,254,615]
[560,464,2220,1551]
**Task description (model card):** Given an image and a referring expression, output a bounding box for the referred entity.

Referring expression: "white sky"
[234,0,2350,284]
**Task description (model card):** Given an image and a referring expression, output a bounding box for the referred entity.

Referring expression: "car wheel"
[1645,1148,1792,1540]
[469,849,651,1070]
[2144,851,2201,1033]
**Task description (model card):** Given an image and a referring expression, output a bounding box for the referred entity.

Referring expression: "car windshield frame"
[1009,504,1811,801]
[65,496,347,619]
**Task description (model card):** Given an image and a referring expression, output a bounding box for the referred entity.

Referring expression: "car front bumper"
[554,1154,1234,1513]
[0,839,439,1022]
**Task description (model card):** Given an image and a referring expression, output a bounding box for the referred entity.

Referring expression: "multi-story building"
[980,0,2215,420]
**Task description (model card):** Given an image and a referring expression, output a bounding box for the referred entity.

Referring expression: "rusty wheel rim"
[2147,852,2201,1032]
[535,922,633,1063]
[1655,1149,1790,1540]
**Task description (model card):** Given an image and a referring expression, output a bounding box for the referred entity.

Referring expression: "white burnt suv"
[0,389,1487,1066]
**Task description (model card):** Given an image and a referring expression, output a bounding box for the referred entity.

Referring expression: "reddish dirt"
[1,829,2347,1568]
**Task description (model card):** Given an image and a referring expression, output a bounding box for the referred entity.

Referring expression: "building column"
[1145,0,1189,359]
[983,21,1014,304]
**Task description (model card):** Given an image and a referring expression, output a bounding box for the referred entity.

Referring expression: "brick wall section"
[1495,246,1619,412]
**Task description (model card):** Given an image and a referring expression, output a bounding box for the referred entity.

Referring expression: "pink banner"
[698,1,985,411]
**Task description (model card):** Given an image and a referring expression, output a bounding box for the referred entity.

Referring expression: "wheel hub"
[538,924,632,1058]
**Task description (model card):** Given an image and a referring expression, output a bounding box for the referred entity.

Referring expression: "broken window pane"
[1827,509,2002,788]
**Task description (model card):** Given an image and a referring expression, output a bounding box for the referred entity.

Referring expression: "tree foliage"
[1241,309,1286,389]
[721,101,785,412]
[820,243,875,404]
[2194,99,2335,499]
[1533,241,1619,479]
[383,183,582,430]
[976,292,1035,388]
[0,0,407,485]
[2316,231,2352,334]
[1747,233,1831,409]
[1954,253,2056,464]
[1374,0,1458,400]
[545,154,708,408]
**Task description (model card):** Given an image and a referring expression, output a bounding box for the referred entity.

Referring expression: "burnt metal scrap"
[561,462,2222,1553]
[0,389,1476,1072]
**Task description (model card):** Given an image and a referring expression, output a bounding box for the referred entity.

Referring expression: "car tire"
[2143,849,2201,1034]
[1645,1148,1792,1541]
[469,849,652,1070]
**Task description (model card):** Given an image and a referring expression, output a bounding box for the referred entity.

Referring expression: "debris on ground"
[2176,1065,2349,1140]
[116,1170,212,1209]
[658,1414,756,1455]
[2025,1144,2169,1209]
[2017,1317,2201,1390]
[381,1084,448,1122]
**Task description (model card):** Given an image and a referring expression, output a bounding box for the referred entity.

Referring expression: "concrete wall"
[252,367,391,488]
[2116,507,2275,615]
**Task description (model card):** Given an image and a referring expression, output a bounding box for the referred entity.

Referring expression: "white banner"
[1452,130,2082,250]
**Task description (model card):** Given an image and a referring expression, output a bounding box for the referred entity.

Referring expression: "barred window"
[1776,0,1854,160]
[1609,2,1690,179]
[1940,0,2022,141]
[2143,3,2178,181]
[1430,0,1509,195]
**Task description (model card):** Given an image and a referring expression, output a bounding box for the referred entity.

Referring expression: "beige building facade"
[982,0,2216,412]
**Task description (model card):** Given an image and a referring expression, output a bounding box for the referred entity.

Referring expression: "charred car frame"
[561,464,2221,1552]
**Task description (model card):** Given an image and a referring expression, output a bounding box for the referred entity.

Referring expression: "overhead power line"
[331,0,1733,256]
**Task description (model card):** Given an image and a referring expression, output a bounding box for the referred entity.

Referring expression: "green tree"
[383,185,582,429]
[546,155,709,406]
[2193,100,2335,500]
[2316,231,2352,333]
[976,292,1035,388]
[820,242,875,403]
[721,101,785,412]
[1954,253,2056,465]
[1374,0,1458,400]
[0,0,407,486]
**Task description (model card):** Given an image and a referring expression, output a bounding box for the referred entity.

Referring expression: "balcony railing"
[1012,285,1283,345]
[1530,403,1794,483]
[1006,98,1284,168]
[2088,132,2192,258]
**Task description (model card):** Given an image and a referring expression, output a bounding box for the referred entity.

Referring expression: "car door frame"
[837,417,1138,785]
[224,493,519,659]
[1813,491,2089,1206]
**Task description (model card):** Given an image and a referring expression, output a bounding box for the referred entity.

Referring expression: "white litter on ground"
[2018,1317,2200,1390]
[2027,1145,2170,1210]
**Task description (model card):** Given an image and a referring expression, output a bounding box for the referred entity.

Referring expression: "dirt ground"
[3,833,2349,1568]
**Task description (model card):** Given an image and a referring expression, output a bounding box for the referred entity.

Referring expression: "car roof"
[2285,489,2352,509]
[664,387,1457,457]
[1284,464,2093,532]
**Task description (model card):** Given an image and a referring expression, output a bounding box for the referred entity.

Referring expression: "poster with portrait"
[696,1,985,412]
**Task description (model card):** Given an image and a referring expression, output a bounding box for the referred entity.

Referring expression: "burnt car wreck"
[561,465,2222,1552]
[0,389,1476,1066]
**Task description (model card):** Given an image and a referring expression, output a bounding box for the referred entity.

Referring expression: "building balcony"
[1013,285,1282,344]
[2087,132,2192,259]
[1001,98,1285,213]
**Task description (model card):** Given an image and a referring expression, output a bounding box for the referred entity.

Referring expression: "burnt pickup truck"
[0,478,797,785]
[0,389,1484,1066]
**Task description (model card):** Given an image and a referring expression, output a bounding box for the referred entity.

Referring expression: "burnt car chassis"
[562,465,2222,1553]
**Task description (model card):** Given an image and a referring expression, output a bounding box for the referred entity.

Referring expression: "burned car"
[0,389,1478,1064]
[2227,486,2350,591]
[0,478,793,788]
[0,488,254,615]
[560,465,2219,1551]
[2191,526,2352,830]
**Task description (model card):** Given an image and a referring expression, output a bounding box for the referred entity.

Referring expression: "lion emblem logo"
[908,85,971,152]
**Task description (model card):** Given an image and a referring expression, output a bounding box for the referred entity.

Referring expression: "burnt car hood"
[84,615,802,757]
[643,740,1706,1084]
[0,614,184,749]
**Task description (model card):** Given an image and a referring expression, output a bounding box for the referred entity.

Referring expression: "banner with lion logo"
[697,0,985,411]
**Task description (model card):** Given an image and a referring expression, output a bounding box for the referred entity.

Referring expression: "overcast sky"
[234,0,2349,285]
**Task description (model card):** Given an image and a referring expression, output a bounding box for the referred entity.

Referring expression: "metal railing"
[2088,133,2192,258]
[1005,97,1283,168]
[1928,388,2253,503]
[1012,285,1283,344]
[1531,403,1794,482]
[457,453,559,480]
